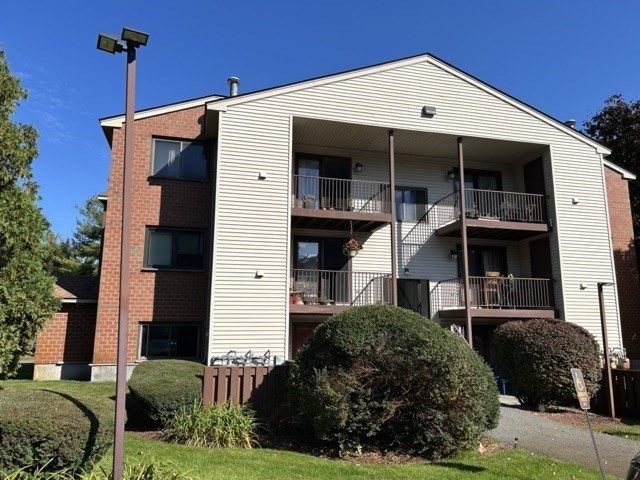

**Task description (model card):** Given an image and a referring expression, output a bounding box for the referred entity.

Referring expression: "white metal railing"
[431,276,552,311]
[292,175,391,214]
[291,269,392,306]
[433,189,547,227]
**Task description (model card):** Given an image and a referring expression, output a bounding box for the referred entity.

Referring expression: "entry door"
[523,157,546,195]
[322,238,350,303]
[529,237,554,306]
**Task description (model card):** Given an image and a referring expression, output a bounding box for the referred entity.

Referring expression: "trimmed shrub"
[494,318,602,410]
[0,390,114,472]
[164,401,260,448]
[127,359,204,427]
[288,305,499,459]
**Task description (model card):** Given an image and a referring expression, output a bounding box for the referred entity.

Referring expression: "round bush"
[128,359,204,427]
[494,318,602,410]
[0,390,114,472]
[288,305,499,459]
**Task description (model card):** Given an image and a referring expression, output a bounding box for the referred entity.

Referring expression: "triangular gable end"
[207,53,609,155]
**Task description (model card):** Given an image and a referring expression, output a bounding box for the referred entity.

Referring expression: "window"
[139,324,199,359]
[395,187,427,221]
[457,245,508,277]
[145,228,205,270]
[453,169,502,191]
[152,139,207,180]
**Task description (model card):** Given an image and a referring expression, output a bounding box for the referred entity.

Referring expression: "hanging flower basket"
[342,238,361,258]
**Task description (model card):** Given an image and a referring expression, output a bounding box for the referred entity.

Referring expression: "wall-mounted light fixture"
[447,169,455,180]
[423,105,437,117]
[449,249,458,260]
[354,162,363,173]
[404,267,410,275]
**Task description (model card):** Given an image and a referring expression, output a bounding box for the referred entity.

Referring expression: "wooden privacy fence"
[203,365,291,427]
[592,368,640,418]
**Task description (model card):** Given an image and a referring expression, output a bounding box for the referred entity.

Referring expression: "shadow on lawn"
[436,462,486,473]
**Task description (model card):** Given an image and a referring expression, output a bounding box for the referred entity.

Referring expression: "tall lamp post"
[597,282,616,418]
[97,27,149,480]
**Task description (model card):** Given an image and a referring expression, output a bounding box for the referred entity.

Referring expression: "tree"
[43,231,81,276]
[70,195,103,276]
[0,47,59,378]
[584,94,640,237]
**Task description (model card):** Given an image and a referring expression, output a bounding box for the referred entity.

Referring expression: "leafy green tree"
[584,94,640,237]
[43,231,81,276]
[70,195,103,276]
[0,47,59,378]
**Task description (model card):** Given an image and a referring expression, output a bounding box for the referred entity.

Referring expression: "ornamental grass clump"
[164,402,260,449]
[288,305,499,459]
[494,318,602,411]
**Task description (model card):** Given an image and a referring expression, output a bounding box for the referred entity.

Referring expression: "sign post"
[571,368,606,480]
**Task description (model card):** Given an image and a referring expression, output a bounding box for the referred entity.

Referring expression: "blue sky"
[2,0,639,237]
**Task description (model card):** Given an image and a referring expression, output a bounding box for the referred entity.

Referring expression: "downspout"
[389,130,398,306]
[457,137,473,347]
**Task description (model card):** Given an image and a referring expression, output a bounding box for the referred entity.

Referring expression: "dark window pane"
[140,325,149,357]
[147,325,171,357]
[153,140,181,177]
[176,232,203,268]
[181,143,207,179]
[147,231,173,267]
[395,190,404,221]
[415,190,426,220]
[172,325,199,357]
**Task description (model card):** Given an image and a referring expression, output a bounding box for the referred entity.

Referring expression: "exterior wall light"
[447,169,455,180]
[354,162,363,173]
[449,249,458,260]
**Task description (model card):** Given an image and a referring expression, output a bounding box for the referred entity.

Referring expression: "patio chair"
[483,272,501,307]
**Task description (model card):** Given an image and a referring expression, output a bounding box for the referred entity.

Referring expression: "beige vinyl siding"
[210,57,621,355]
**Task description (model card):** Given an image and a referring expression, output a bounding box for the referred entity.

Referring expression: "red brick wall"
[93,106,212,364]
[605,166,640,359]
[35,303,97,364]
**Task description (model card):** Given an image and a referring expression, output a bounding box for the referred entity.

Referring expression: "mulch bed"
[520,404,623,429]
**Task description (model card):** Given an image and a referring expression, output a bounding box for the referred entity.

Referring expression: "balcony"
[431,276,555,319]
[434,189,549,240]
[291,175,392,232]
[290,268,392,314]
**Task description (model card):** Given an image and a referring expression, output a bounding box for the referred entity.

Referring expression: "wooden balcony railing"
[431,276,552,311]
[292,175,391,214]
[433,189,547,228]
[291,269,392,306]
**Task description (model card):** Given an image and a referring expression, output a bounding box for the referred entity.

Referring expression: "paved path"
[489,397,639,478]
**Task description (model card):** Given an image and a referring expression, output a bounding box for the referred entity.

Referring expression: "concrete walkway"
[489,396,639,478]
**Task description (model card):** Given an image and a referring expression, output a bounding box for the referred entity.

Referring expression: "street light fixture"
[96,27,148,480]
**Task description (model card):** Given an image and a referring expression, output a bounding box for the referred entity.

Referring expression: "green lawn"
[0,380,620,479]
[595,419,640,442]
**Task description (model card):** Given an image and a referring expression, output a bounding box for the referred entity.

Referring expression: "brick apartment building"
[33,53,640,380]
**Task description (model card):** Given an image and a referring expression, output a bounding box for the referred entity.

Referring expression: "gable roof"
[204,52,610,155]
[55,276,99,303]
[99,93,227,128]
[604,160,637,180]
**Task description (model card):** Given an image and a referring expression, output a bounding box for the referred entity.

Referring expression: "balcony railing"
[431,276,552,311]
[291,269,392,306]
[433,189,547,228]
[292,175,391,214]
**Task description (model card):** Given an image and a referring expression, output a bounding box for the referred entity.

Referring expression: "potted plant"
[342,238,362,258]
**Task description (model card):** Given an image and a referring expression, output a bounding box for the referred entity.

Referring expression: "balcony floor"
[291,207,392,232]
[438,307,555,320]
[289,304,351,315]
[436,218,549,240]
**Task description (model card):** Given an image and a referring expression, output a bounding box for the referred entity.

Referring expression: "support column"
[457,137,473,347]
[389,130,398,306]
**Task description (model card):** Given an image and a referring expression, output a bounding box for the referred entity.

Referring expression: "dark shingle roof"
[55,276,99,300]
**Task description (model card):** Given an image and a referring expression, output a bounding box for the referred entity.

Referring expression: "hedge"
[288,305,500,459]
[494,318,602,410]
[0,389,114,472]
[127,359,204,427]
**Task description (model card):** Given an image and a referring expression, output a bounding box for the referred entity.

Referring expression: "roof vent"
[564,119,576,129]
[227,77,240,97]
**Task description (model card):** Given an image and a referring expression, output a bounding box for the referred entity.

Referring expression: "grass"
[0,380,621,479]
[594,419,640,442]
[89,435,619,480]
